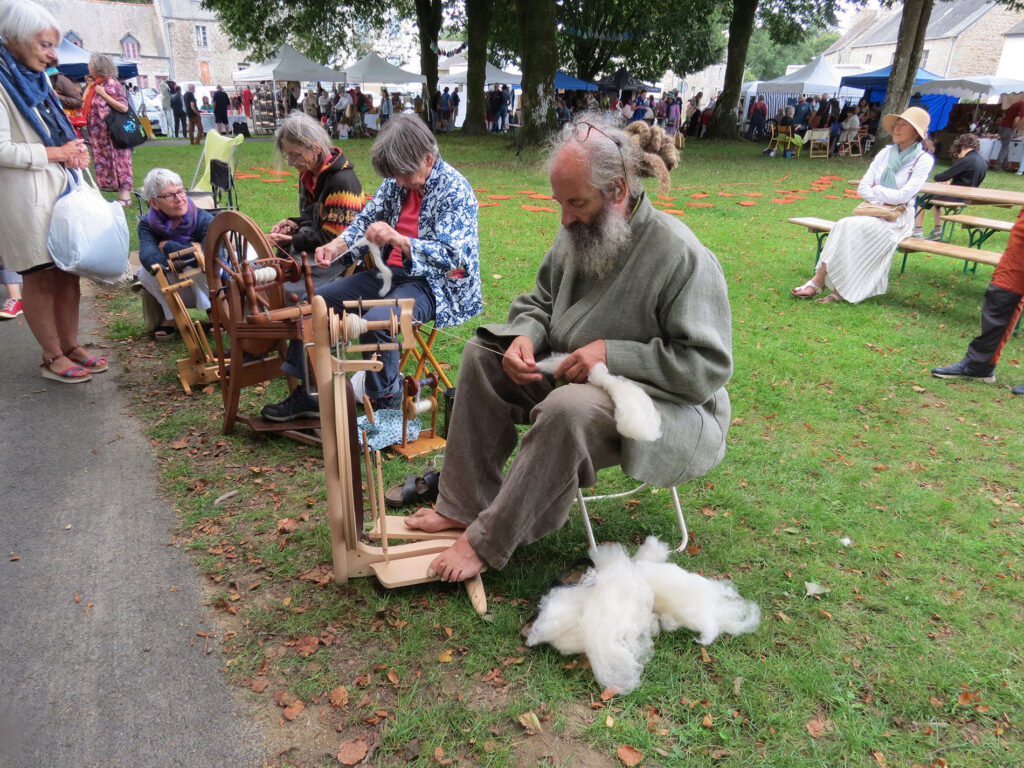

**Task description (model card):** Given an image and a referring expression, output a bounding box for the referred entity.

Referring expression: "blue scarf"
[881,142,922,189]
[0,44,75,148]
[145,197,199,242]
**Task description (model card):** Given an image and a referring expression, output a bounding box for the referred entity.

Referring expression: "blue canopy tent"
[839,65,957,131]
[56,37,138,80]
[555,71,598,91]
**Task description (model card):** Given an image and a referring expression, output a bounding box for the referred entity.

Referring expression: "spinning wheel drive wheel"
[204,210,309,434]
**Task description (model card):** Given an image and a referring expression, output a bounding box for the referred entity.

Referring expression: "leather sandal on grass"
[385,469,441,508]
[152,324,177,342]
[41,356,91,384]
[817,291,843,304]
[65,346,108,373]
[791,280,822,299]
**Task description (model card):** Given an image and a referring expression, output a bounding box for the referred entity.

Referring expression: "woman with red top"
[267,112,364,294]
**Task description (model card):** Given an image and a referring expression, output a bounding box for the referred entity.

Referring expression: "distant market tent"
[439,62,520,86]
[56,37,137,79]
[840,65,955,131]
[232,44,347,83]
[916,74,1024,99]
[758,57,844,95]
[341,52,426,86]
[597,68,654,93]
[838,64,942,93]
[555,72,598,91]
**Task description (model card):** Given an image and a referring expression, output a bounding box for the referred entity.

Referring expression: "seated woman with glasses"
[137,168,214,340]
[266,111,365,296]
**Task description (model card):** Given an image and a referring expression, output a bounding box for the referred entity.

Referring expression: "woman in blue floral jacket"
[263,113,481,421]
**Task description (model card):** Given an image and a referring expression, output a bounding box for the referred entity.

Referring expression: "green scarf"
[881,142,921,189]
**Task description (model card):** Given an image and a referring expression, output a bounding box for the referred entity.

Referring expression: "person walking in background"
[83,52,133,206]
[996,97,1023,171]
[170,85,186,138]
[211,83,229,135]
[160,77,172,134]
[184,83,203,144]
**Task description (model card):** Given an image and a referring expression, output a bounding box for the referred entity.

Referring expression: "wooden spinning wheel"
[204,210,316,436]
[310,295,487,614]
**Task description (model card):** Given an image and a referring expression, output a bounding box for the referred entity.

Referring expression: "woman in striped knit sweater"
[792,107,934,304]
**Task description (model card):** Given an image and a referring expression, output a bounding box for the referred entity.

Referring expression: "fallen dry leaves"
[336,737,368,765]
[616,744,643,766]
[328,686,349,708]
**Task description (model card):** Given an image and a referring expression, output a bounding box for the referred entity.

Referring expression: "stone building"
[39,0,251,89]
[822,0,1024,78]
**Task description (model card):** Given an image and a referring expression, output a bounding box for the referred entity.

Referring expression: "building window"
[138,75,149,88]
[920,49,929,69]
[865,53,872,65]
[65,31,82,47]
[121,35,139,61]
[195,25,208,48]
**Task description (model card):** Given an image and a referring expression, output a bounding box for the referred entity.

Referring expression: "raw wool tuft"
[350,237,393,296]
[526,537,760,693]
[625,122,679,193]
[633,536,761,645]
[526,542,657,694]
[535,355,661,441]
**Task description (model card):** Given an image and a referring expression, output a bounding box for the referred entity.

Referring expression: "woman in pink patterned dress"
[83,53,132,205]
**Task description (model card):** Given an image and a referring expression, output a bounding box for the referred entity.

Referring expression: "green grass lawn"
[106,135,1024,768]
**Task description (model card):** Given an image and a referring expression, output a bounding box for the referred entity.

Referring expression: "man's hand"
[554,340,607,383]
[270,219,298,235]
[314,237,347,268]
[266,231,293,247]
[502,336,541,385]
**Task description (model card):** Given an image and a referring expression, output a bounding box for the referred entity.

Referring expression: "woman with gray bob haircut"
[370,112,439,178]
[261,110,482,422]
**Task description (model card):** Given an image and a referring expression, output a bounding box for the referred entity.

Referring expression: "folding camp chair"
[575,476,690,553]
[189,131,244,211]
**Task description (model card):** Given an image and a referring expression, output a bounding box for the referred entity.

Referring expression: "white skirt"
[817,206,914,304]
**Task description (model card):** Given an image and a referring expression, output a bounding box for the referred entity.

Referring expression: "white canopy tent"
[758,57,844,95]
[916,75,1024,99]
[232,44,347,83]
[342,53,425,86]
[439,62,521,86]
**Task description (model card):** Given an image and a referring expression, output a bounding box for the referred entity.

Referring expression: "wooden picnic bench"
[788,216,1003,275]
[939,213,1015,249]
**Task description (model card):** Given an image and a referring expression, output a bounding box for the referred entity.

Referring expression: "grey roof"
[848,0,997,48]
[1006,18,1024,36]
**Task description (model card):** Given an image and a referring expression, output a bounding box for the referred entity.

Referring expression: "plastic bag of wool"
[525,537,760,694]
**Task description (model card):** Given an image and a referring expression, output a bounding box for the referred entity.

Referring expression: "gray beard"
[562,204,631,280]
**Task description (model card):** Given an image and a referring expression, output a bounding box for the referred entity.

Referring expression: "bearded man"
[405,113,733,582]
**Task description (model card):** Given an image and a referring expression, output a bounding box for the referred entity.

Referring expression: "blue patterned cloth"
[356,409,421,450]
[341,158,482,329]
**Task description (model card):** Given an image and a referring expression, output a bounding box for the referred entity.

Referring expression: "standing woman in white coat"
[0,0,99,382]
[792,106,935,304]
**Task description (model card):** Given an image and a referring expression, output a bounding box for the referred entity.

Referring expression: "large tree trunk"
[463,0,491,135]
[873,0,934,154]
[516,0,558,146]
[707,0,759,140]
[415,0,443,124]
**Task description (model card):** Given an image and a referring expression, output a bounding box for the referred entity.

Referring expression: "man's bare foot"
[427,533,486,583]
[404,507,466,533]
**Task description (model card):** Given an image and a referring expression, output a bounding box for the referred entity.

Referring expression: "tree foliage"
[744,25,839,81]
[200,0,402,64]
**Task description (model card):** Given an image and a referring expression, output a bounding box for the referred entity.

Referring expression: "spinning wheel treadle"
[204,210,316,436]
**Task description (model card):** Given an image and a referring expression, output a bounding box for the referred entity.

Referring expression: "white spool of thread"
[342,313,370,340]
[251,266,277,285]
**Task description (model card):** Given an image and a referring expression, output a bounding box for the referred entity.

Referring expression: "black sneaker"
[261,386,320,422]
[930,360,995,383]
[1013,384,1024,395]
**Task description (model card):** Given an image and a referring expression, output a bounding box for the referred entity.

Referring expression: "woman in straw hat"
[791,106,934,304]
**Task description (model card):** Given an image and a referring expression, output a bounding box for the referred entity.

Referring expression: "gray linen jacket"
[478,194,733,488]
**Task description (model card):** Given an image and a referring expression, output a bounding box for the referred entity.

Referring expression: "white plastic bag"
[47,168,130,284]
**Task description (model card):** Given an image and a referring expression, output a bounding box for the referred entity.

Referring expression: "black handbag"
[104,102,148,149]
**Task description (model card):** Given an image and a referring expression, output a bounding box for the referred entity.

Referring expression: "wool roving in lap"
[348,237,393,296]
[536,354,661,441]
[526,537,760,694]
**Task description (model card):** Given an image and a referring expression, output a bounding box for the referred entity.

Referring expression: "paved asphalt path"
[0,295,265,767]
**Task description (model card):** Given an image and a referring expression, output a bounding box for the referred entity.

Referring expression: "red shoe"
[0,298,22,319]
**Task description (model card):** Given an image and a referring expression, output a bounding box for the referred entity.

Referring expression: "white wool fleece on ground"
[535,354,661,441]
[525,537,760,694]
